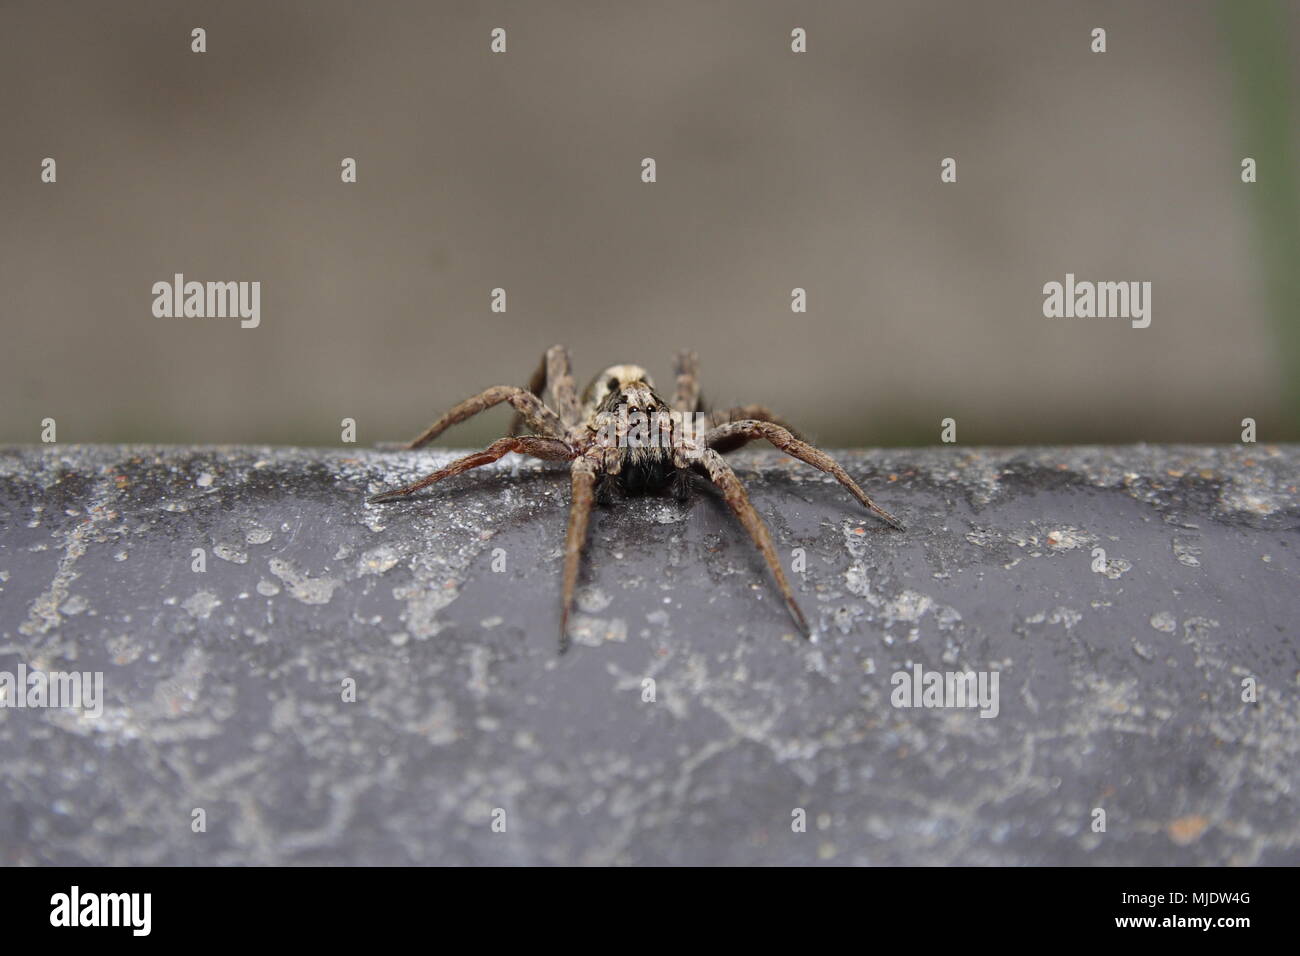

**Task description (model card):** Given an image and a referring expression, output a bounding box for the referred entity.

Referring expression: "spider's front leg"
[671,349,701,412]
[367,436,573,503]
[405,386,563,449]
[543,345,582,428]
[510,345,582,436]
[706,420,905,530]
[704,405,802,443]
[559,457,598,652]
[698,448,810,637]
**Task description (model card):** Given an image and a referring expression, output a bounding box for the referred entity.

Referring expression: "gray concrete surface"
[0,443,1296,865]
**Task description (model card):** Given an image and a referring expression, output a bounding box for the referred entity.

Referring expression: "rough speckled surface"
[0,443,1296,865]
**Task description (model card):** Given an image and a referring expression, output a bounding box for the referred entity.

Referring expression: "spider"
[367,346,904,648]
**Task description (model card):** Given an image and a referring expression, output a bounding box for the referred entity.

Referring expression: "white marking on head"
[589,364,655,409]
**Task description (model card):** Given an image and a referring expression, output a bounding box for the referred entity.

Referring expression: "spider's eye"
[607,377,619,391]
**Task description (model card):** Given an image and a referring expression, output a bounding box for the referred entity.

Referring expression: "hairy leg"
[508,351,551,437]
[509,345,582,436]
[699,448,810,636]
[706,420,905,530]
[405,386,564,449]
[705,404,799,431]
[544,345,582,428]
[705,405,802,452]
[367,436,573,503]
[672,349,701,413]
[560,458,597,651]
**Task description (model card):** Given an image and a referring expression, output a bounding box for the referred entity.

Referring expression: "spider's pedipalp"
[560,458,598,652]
[706,420,905,531]
[367,436,573,503]
[699,448,811,637]
[406,385,563,449]
[670,467,693,501]
[595,473,623,506]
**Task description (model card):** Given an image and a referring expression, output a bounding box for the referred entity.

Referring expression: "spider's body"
[583,365,697,503]
[368,346,903,648]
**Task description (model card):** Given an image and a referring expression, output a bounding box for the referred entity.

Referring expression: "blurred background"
[1,0,1296,448]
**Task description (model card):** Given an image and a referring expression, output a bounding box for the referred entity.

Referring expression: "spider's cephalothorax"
[369,346,904,649]
[585,365,694,503]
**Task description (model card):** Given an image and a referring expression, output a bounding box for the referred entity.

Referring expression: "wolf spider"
[368,346,904,648]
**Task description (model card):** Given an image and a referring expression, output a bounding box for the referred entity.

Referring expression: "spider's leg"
[672,349,701,413]
[368,437,573,503]
[560,458,597,652]
[704,405,803,452]
[706,404,800,432]
[545,345,582,428]
[699,448,810,637]
[508,351,551,437]
[706,420,905,531]
[405,386,563,449]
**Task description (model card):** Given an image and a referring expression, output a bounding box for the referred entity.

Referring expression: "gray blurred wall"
[1,0,1295,448]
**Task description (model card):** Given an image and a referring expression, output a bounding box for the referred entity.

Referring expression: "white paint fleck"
[577,586,612,614]
[1101,557,1132,580]
[214,542,249,564]
[1150,611,1177,633]
[1045,527,1089,550]
[268,558,341,605]
[182,590,222,620]
[1173,538,1202,568]
[358,545,400,576]
[570,616,628,646]
[883,590,933,625]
